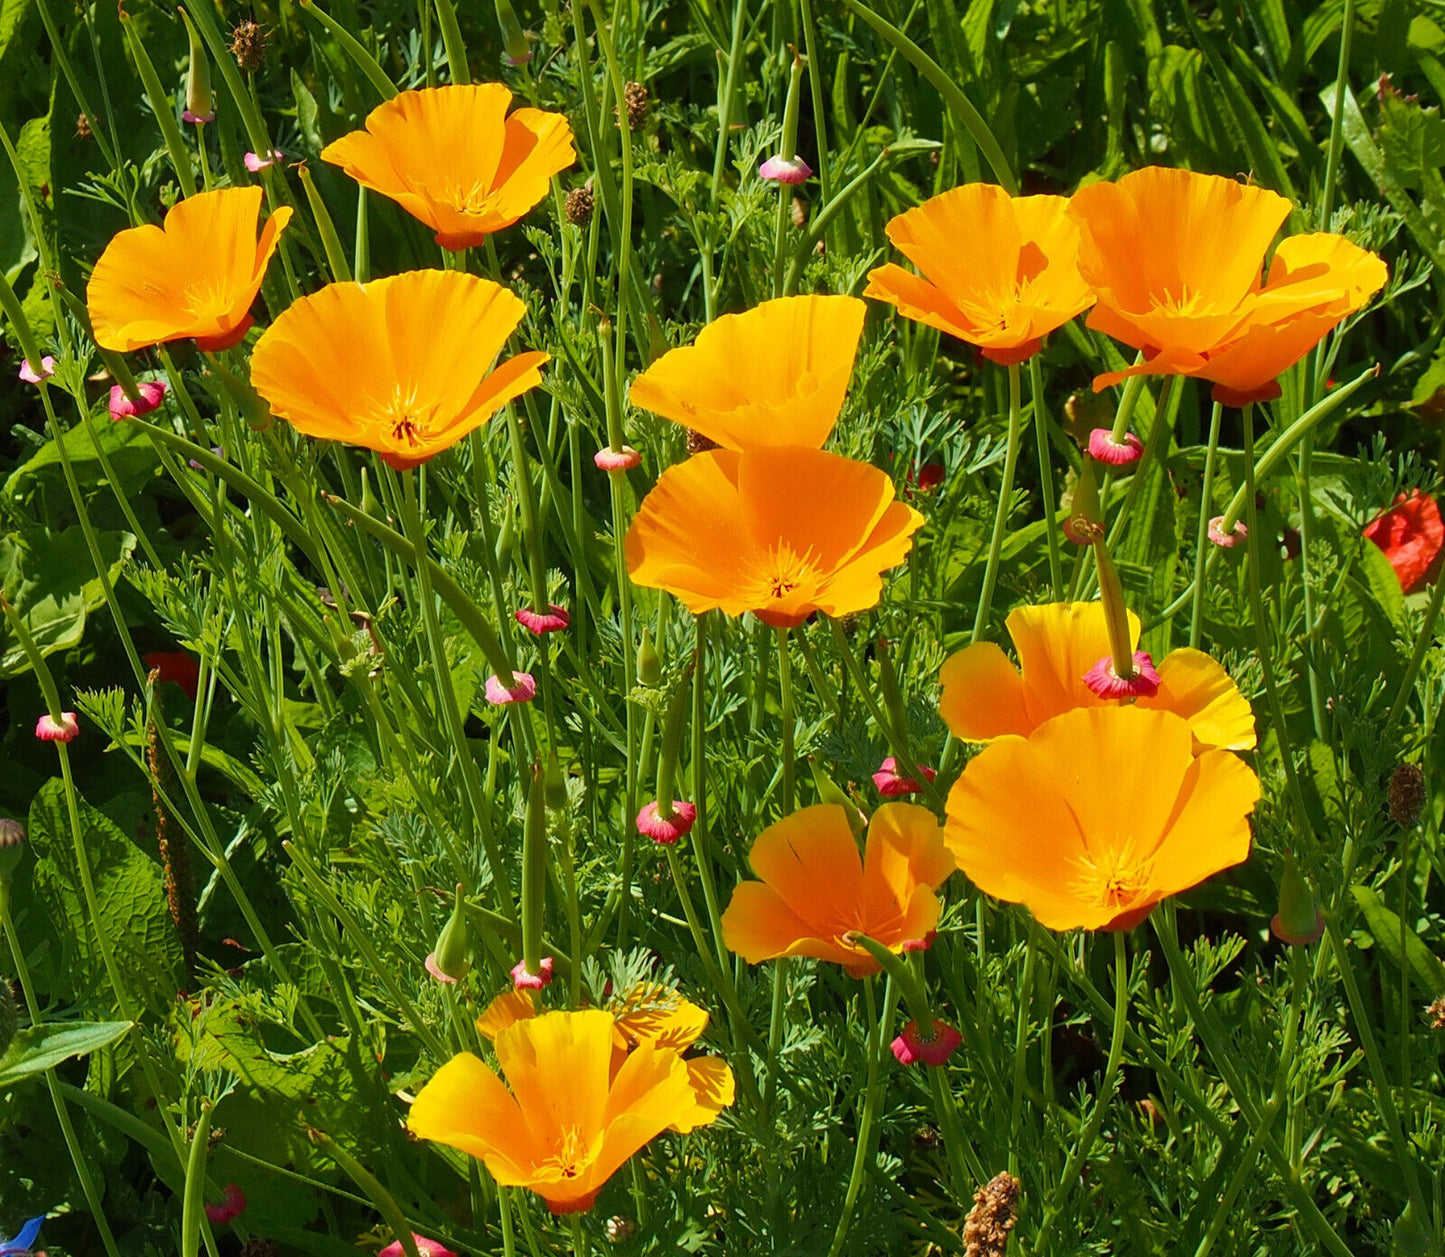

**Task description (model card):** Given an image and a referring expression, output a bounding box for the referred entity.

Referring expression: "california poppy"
[628,295,866,450]
[939,601,1255,752]
[249,270,547,470]
[721,801,955,976]
[409,1009,732,1214]
[1067,167,1386,405]
[945,705,1259,931]
[624,446,924,627]
[87,187,292,352]
[321,85,574,250]
[865,184,1095,365]
[1363,490,1444,593]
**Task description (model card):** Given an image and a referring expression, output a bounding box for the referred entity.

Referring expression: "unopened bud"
[543,753,568,810]
[180,10,215,124]
[494,0,531,64]
[1270,854,1324,946]
[809,758,865,838]
[431,884,472,982]
[359,467,385,521]
[637,627,662,686]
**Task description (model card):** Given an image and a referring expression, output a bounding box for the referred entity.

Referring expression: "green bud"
[0,979,15,1058]
[543,753,568,810]
[359,468,385,521]
[180,10,214,123]
[432,883,472,982]
[495,510,515,565]
[809,758,865,838]
[637,627,662,686]
[1065,457,1103,544]
[494,0,532,65]
[1394,1198,1431,1257]
[875,640,909,743]
[1270,853,1324,946]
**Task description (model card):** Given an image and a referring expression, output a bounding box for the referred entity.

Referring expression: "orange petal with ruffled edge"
[1138,648,1257,751]
[628,295,866,450]
[88,187,292,352]
[477,989,536,1040]
[250,269,547,468]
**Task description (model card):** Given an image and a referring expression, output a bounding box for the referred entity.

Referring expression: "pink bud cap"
[35,712,80,742]
[511,956,555,990]
[1083,652,1162,700]
[594,445,641,472]
[900,929,937,954]
[759,155,813,184]
[381,1237,457,1257]
[204,1183,246,1225]
[18,356,55,383]
[424,951,459,984]
[636,800,697,844]
[244,149,283,172]
[871,756,936,797]
[484,671,537,705]
[1270,910,1325,947]
[109,380,168,420]
[1088,429,1144,466]
[890,1019,963,1067]
[515,604,570,634]
[1207,516,1247,549]
[182,108,216,124]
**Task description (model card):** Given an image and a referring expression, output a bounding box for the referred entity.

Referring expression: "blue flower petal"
[0,1215,46,1256]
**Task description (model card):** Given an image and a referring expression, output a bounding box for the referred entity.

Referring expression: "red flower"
[1364,491,1445,594]
[144,650,201,702]
[872,756,936,797]
[890,1019,963,1066]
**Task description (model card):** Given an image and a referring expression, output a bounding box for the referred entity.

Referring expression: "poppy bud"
[0,817,25,884]
[1063,457,1103,545]
[543,753,568,810]
[637,627,662,686]
[494,0,532,65]
[1270,854,1324,946]
[874,640,909,743]
[0,978,15,1058]
[359,467,385,521]
[431,884,472,982]
[180,10,215,124]
[495,510,515,564]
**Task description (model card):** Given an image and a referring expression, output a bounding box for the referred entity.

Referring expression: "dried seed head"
[622,81,649,129]
[564,184,595,227]
[1389,763,1427,827]
[791,195,808,227]
[685,428,719,454]
[75,112,92,139]
[229,20,269,74]
[963,1172,1021,1257]
[1425,995,1445,1030]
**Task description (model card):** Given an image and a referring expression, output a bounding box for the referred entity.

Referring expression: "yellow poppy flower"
[628,295,867,450]
[945,705,1259,931]
[249,269,547,469]
[721,802,955,977]
[624,446,925,627]
[87,187,292,352]
[939,601,1255,752]
[321,85,574,250]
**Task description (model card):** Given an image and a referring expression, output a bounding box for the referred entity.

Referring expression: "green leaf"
[0,528,136,677]
[4,412,161,503]
[0,1020,133,1088]
[25,777,183,1013]
[1350,885,1445,997]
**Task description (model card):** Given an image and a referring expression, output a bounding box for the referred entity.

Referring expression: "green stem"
[776,627,797,813]
[826,976,893,1257]
[1189,402,1225,649]
[1029,355,1064,600]
[972,363,1024,643]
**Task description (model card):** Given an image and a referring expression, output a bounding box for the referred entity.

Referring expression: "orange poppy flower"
[249,269,547,470]
[721,802,955,977]
[321,85,575,250]
[864,184,1094,365]
[87,187,292,353]
[408,1009,732,1214]
[624,446,924,627]
[476,984,735,1125]
[628,295,867,449]
[939,601,1255,752]
[1363,490,1444,594]
[945,705,1259,931]
[1067,167,1387,405]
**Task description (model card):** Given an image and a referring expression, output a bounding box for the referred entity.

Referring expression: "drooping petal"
[1140,648,1257,751]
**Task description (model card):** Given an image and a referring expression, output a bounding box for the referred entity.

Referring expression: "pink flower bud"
[759,155,812,184]
[35,712,80,743]
[511,956,555,990]
[380,1237,457,1257]
[484,672,537,705]
[1088,429,1144,466]
[635,800,697,844]
[594,445,641,472]
[515,604,570,634]
[1207,516,1247,549]
[109,380,168,420]
[1082,652,1162,700]
[204,1183,246,1225]
[890,1019,962,1066]
[18,356,55,383]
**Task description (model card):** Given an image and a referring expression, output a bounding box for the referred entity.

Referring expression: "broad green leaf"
[1351,885,1445,997]
[26,778,183,1014]
[0,1020,133,1088]
[0,528,136,677]
[4,412,161,502]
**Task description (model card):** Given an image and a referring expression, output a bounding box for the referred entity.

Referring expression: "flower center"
[752,542,819,604]
[542,1125,590,1180]
[443,178,497,215]
[1075,846,1151,911]
[378,385,434,448]
[1152,283,1216,318]
[181,277,238,320]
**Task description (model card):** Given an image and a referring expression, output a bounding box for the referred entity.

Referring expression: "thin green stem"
[1189,402,1225,649]
[972,364,1024,643]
